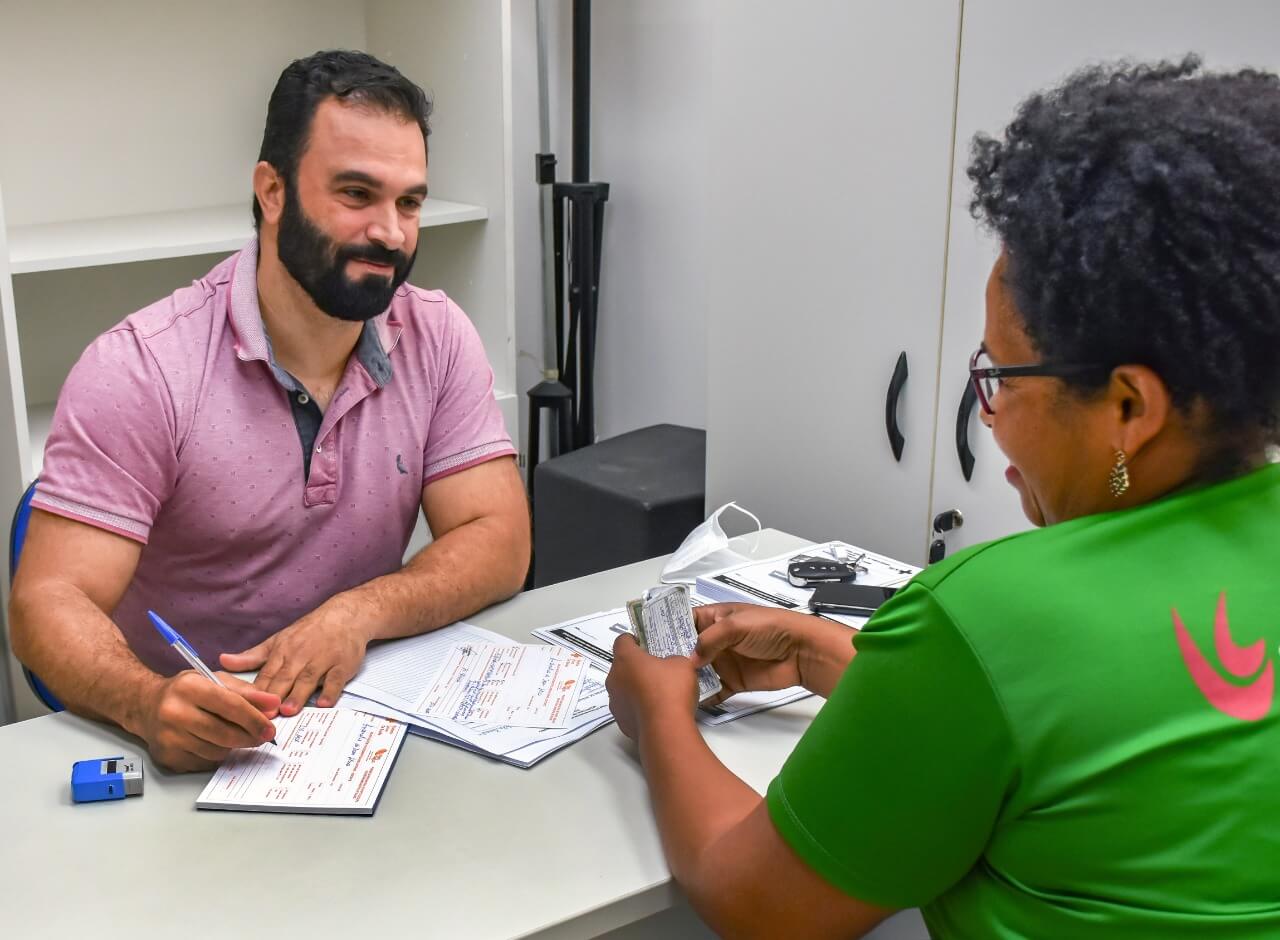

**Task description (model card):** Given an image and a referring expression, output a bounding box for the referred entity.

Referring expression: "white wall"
[514,0,713,458]
[588,0,712,439]
[512,0,553,464]
[0,0,366,227]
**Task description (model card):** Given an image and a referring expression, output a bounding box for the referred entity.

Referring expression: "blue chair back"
[8,479,63,711]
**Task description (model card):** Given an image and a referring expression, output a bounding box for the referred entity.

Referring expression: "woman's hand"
[692,603,855,700]
[606,634,699,740]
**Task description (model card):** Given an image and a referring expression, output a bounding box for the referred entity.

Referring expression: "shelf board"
[8,198,488,275]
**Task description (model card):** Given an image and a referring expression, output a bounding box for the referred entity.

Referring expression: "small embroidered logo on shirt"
[1172,592,1273,721]
[396,454,409,475]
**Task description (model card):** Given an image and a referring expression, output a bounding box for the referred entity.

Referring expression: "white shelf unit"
[0,0,519,724]
[8,199,489,274]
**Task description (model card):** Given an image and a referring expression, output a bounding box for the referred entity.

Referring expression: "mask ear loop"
[723,502,762,555]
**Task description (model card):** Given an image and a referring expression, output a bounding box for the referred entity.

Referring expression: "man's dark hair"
[253,49,433,228]
[968,55,1280,453]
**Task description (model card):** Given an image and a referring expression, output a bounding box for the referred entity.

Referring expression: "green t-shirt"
[767,462,1280,938]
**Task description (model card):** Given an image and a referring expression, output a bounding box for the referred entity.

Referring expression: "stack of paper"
[695,540,920,627]
[532,606,813,724]
[337,623,613,769]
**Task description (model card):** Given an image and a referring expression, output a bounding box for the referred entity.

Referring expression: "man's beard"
[276,183,416,323]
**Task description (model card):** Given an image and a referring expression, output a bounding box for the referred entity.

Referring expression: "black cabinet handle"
[885,351,908,462]
[956,378,977,481]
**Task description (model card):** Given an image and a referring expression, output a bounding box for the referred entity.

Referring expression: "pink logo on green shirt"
[1172,592,1273,721]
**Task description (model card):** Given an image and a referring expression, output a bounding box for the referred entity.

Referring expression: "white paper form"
[532,608,634,671]
[418,642,587,728]
[407,713,615,768]
[697,541,920,610]
[196,708,405,814]
[340,621,615,766]
[529,594,714,672]
[337,664,613,767]
[697,688,812,724]
[534,608,812,725]
[345,621,501,715]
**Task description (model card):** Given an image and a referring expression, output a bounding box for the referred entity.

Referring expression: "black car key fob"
[787,560,857,587]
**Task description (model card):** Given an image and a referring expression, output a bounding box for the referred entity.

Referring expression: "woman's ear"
[1107,364,1173,456]
[253,161,286,227]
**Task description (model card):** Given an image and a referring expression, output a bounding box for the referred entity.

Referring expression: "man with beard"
[9,51,530,771]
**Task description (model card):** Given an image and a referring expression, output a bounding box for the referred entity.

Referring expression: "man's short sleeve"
[766,584,1018,909]
[32,328,179,543]
[421,296,515,483]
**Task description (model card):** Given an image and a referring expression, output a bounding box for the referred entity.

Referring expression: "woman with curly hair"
[606,56,1280,938]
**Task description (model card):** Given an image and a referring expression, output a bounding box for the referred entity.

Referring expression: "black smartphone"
[809,582,898,617]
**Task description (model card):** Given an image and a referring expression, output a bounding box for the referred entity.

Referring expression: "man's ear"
[1108,364,1173,457]
[253,161,286,226]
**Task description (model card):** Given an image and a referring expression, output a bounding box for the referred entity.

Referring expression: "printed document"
[533,608,634,670]
[533,608,811,724]
[340,663,613,768]
[530,592,715,672]
[340,622,612,767]
[345,622,508,715]
[418,642,587,728]
[196,708,405,815]
[696,540,920,610]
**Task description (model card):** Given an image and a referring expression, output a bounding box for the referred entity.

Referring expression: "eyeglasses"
[968,346,1107,416]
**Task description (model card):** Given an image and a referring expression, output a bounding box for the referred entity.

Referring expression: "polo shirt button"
[315,444,323,454]
[297,393,310,405]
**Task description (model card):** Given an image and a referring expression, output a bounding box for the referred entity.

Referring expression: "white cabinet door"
[705,0,962,565]
[929,0,1280,555]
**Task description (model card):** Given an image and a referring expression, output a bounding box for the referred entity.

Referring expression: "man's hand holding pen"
[137,671,279,772]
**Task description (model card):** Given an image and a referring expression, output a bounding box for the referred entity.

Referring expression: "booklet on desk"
[196,707,406,815]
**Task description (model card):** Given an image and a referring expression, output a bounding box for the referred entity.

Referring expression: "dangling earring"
[1108,450,1130,498]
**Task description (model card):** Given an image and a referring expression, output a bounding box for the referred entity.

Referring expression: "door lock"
[929,509,964,563]
[932,509,963,534]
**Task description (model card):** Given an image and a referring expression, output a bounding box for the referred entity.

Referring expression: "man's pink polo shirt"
[34,240,515,675]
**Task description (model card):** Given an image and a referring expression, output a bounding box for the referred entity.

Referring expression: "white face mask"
[660,501,762,584]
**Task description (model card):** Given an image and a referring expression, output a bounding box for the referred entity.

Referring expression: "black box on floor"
[532,424,706,587]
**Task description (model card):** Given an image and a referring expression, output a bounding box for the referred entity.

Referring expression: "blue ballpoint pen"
[147,610,277,747]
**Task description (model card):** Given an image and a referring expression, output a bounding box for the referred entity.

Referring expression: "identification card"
[629,585,722,702]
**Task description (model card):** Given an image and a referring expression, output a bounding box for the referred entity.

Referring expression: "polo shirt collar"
[229,237,402,388]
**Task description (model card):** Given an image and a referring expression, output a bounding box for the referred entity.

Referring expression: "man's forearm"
[10,581,161,735]
[336,512,528,643]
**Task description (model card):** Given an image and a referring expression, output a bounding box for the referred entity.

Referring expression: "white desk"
[0,529,834,939]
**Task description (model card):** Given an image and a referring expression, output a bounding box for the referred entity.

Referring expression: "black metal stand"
[526,0,610,479]
[556,179,609,449]
[526,378,572,503]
